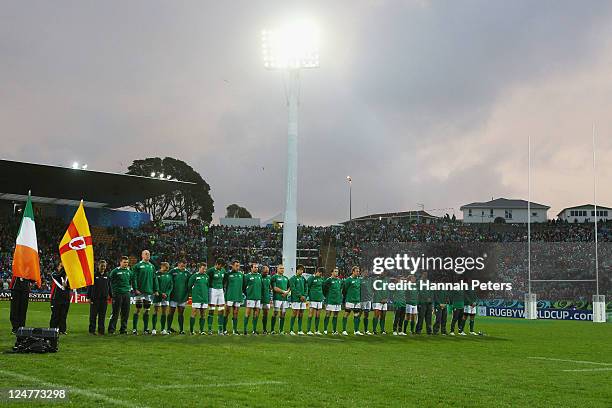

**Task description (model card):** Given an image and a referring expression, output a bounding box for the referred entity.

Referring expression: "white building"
[460,198,549,224]
[557,204,612,223]
[219,217,261,227]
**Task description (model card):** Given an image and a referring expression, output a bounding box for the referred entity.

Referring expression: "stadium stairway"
[318,236,336,273]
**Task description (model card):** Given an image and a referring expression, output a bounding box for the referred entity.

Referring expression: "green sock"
[271,316,277,331]
[470,320,474,332]
[160,314,166,330]
[342,317,348,331]
[314,317,320,332]
[298,316,303,331]
[380,315,386,332]
[218,315,224,333]
[332,316,338,332]
[243,317,249,332]
[167,313,174,331]
[279,317,285,332]
[132,313,138,330]
[143,313,149,331]
[262,315,267,331]
[199,317,205,332]
[363,317,369,332]
[290,316,296,331]
[152,314,157,330]
[403,320,408,333]
[324,316,330,331]
[253,316,258,332]
[410,320,415,333]
[307,317,312,332]
[354,316,360,333]
[223,315,228,332]
[232,317,238,332]
[178,315,184,332]
[189,317,195,333]
[373,317,378,332]
[208,314,214,331]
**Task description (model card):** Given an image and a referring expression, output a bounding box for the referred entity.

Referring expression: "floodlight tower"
[262,21,319,276]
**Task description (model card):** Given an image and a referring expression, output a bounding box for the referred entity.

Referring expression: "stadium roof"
[460,198,550,210]
[341,210,438,225]
[0,159,196,208]
[556,204,612,216]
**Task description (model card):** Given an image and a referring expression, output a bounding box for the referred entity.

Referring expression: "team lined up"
[85,250,479,337]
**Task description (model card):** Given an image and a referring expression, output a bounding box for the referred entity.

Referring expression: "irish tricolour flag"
[12,194,41,287]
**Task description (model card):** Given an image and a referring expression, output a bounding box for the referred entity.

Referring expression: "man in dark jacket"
[87,260,110,335]
[415,272,433,335]
[49,263,71,334]
[9,275,32,334]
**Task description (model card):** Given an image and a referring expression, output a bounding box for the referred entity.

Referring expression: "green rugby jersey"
[288,274,306,302]
[131,260,157,295]
[392,287,407,309]
[306,275,325,302]
[244,272,263,301]
[207,266,226,289]
[170,268,191,303]
[108,267,132,296]
[323,277,342,305]
[271,274,289,301]
[464,289,477,306]
[154,271,173,302]
[343,276,361,303]
[188,272,209,304]
[372,276,389,303]
[261,274,272,303]
[360,276,374,302]
[449,290,465,308]
[225,270,244,302]
[417,279,433,304]
[406,284,419,305]
[434,290,449,307]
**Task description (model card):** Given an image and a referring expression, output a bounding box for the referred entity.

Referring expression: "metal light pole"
[347,176,352,222]
[263,21,319,276]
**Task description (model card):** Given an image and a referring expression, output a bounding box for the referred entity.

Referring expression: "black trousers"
[10,289,29,332]
[108,294,130,333]
[50,302,70,333]
[393,309,404,332]
[416,302,433,334]
[450,308,464,332]
[89,300,108,334]
[433,306,447,334]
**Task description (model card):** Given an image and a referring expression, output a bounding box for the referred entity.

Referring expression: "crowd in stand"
[0,215,610,301]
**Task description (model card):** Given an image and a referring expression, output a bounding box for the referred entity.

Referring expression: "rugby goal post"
[592,295,606,323]
[524,293,537,320]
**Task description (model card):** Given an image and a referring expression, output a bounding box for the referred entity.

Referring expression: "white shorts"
[261,302,271,310]
[169,301,186,308]
[192,303,209,309]
[153,300,169,307]
[209,288,225,306]
[135,294,153,302]
[226,300,242,307]
[274,300,289,312]
[360,301,372,310]
[326,304,341,312]
[291,302,307,310]
[345,302,360,310]
[309,301,323,310]
[405,305,418,314]
[373,302,388,311]
[464,305,476,315]
[246,300,261,309]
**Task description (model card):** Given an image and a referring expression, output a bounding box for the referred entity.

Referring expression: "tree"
[226,204,252,218]
[127,157,214,223]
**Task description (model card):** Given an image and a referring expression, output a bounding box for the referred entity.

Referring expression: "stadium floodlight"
[263,19,320,276]
[346,176,352,222]
[159,173,165,179]
[150,172,156,177]
[72,162,79,169]
[166,175,172,180]
[81,164,88,170]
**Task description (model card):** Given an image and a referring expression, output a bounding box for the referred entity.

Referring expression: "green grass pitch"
[1,302,610,407]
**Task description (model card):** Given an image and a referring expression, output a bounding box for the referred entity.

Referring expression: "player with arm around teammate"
[224,260,244,335]
[168,260,191,334]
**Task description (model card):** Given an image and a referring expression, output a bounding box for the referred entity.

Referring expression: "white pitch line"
[98,380,283,392]
[528,357,612,366]
[0,369,148,408]
[562,368,612,372]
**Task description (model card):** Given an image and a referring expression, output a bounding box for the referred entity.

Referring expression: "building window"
[592,211,595,216]
[532,212,538,217]
[490,209,494,217]
[505,209,512,219]
[468,209,472,217]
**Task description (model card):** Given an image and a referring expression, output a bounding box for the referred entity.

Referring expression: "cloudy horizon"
[2,1,612,225]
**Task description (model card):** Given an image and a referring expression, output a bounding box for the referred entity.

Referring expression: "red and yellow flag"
[59,201,94,289]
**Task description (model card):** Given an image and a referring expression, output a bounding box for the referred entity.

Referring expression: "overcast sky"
[2,1,612,225]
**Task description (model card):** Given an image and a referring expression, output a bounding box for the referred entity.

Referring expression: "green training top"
[207,266,226,289]
[343,276,361,304]
[225,270,244,302]
[244,272,263,301]
[289,274,306,302]
[108,267,132,296]
[323,277,342,305]
[132,260,157,295]
[360,276,374,302]
[154,271,173,302]
[271,274,289,301]
[449,290,465,309]
[188,272,209,304]
[170,268,191,303]
[261,274,272,303]
[306,275,325,302]
[372,276,389,303]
